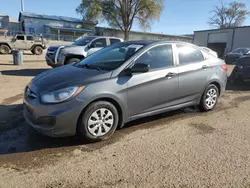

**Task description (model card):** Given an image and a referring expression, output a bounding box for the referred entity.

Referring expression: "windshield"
[72,37,96,46]
[77,42,145,70]
[232,48,249,54]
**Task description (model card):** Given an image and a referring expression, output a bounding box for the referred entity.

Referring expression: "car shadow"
[0,103,199,155]
[1,68,49,77]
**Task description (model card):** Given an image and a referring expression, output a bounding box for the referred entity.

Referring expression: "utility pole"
[21,0,24,12]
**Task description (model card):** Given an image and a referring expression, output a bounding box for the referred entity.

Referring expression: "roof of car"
[124,40,192,45]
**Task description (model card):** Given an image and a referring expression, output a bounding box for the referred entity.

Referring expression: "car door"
[87,38,107,56]
[126,44,179,117]
[26,35,35,50]
[13,35,26,50]
[175,44,213,103]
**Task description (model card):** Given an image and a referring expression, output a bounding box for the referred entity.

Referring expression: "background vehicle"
[230,56,250,82]
[46,36,123,67]
[0,34,46,55]
[24,41,227,142]
[225,48,250,64]
[200,47,218,57]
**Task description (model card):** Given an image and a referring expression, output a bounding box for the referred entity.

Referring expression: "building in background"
[194,26,250,58]
[0,14,20,37]
[1,11,193,43]
[18,12,97,41]
[95,27,193,42]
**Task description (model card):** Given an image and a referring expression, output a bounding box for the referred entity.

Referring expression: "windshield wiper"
[78,64,102,71]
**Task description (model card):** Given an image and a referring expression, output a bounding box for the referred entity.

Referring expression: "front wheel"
[199,84,219,111]
[65,58,81,65]
[78,101,119,142]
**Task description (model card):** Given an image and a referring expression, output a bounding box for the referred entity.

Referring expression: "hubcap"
[87,108,114,137]
[205,88,217,108]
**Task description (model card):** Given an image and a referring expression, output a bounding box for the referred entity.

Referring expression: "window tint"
[110,38,121,45]
[177,45,204,64]
[27,36,34,41]
[92,38,107,48]
[135,45,173,70]
[16,35,25,40]
[78,43,145,70]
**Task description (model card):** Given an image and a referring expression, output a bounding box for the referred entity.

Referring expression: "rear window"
[177,45,204,65]
[27,36,34,41]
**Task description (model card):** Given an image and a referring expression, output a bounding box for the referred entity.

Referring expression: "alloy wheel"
[87,108,114,137]
[205,88,218,109]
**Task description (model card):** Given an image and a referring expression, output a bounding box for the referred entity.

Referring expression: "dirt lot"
[1,54,250,188]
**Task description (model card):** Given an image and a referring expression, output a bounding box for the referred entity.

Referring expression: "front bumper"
[23,96,85,137]
[45,55,62,68]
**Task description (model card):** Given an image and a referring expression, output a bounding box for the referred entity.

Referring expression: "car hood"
[226,53,241,56]
[31,65,112,93]
[63,45,87,51]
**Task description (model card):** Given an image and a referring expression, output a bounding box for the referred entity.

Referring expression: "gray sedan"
[23,40,227,142]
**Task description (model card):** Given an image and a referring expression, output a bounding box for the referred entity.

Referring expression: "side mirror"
[12,38,16,42]
[88,43,95,48]
[129,63,149,73]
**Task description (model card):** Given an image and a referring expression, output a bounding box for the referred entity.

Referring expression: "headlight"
[61,49,67,55]
[41,86,85,103]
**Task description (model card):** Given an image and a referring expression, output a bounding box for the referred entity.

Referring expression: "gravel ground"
[1,54,250,188]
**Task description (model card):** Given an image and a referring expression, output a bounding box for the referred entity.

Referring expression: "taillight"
[221,64,228,71]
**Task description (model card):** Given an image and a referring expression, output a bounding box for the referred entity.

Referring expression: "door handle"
[202,65,209,69]
[165,72,177,78]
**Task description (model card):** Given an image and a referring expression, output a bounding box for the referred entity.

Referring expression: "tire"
[33,46,43,55]
[78,101,119,142]
[0,45,10,54]
[199,84,219,111]
[65,58,80,65]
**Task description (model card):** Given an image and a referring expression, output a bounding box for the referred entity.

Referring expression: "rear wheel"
[65,58,81,65]
[199,84,219,111]
[0,45,10,54]
[32,46,43,55]
[78,101,119,142]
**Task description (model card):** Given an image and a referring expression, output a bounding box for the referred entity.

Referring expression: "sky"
[1,0,250,35]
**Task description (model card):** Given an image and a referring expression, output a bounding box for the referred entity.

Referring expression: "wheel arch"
[0,43,11,49]
[65,54,85,64]
[31,44,43,51]
[200,79,222,101]
[77,96,127,133]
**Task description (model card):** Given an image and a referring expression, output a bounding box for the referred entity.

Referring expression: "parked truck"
[0,34,47,55]
[46,36,123,67]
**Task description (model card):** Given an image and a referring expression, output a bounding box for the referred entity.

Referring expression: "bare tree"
[76,0,164,40]
[209,1,249,28]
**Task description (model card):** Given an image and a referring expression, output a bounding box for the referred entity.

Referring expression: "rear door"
[87,38,107,56]
[126,44,179,117]
[175,44,213,103]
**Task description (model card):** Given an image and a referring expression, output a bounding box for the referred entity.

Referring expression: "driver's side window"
[91,38,107,48]
[134,44,173,70]
[16,35,24,40]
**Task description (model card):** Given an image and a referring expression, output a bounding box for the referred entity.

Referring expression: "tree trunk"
[124,30,129,41]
